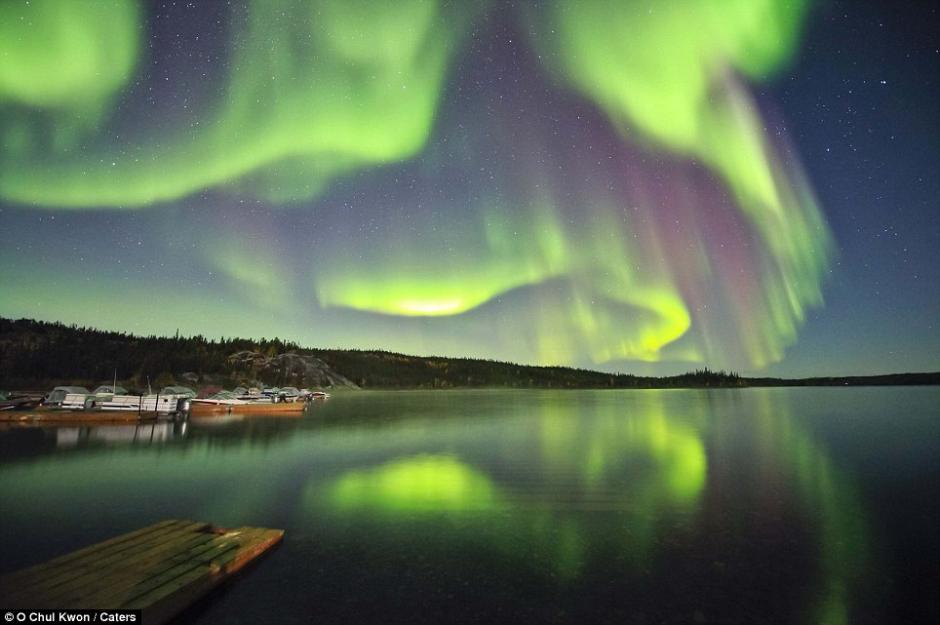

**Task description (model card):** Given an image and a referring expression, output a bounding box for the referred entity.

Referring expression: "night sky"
[0,0,937,376]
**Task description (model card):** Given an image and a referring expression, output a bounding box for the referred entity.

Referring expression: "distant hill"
[1,317,937,391]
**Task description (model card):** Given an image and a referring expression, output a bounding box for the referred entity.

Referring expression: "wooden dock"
[0,520,283,624]
[0,409,159,424]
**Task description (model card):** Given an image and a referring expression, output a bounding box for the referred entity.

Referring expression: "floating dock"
[0,409,160,424]
[0,519,283,624]
[0,402,307,424]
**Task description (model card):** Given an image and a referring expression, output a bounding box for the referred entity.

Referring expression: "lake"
[0,388,937,624]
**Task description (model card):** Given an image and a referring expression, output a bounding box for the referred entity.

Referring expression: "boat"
[297,389,330,400]
[0,391,43,411]
[100,386,196,415]
[189,391,307,416]
[3,386,196,424]
[189,401,306,416]
[61,385,129,411]
[276,386,304,402]
[42,386,90,408]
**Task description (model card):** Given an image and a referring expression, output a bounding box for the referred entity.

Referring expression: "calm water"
[1,388,937,624]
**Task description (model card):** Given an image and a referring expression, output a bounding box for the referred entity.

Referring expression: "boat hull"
[189,401,306,417]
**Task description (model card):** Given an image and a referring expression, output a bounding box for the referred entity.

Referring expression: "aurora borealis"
[1,0,937,375]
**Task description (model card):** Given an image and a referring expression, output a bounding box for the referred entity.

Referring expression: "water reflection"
[537,391,707,506]
[740,393,869,625]
[53,421,184,448]
[305,391,870,622]
[326,455,501,514]
[0,389,897,623]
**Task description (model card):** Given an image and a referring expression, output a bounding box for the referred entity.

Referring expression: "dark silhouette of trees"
[0,317,299,390]
[2,317,936,390]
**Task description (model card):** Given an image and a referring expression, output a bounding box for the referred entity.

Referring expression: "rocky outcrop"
[226,351,359,389]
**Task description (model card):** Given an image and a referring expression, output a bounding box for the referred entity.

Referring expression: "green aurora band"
[313,0,831,367]
[313,200,696,364]
[0,0,140,149]
[0,0,478,205]
[0,0,833,370]
[526,0,832,365]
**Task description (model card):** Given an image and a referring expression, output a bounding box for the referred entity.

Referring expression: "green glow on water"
[538,393,707,506]
[326,454,501,514]
[0,389,883,618]
[317,392,709,577]
[749,393,869,625]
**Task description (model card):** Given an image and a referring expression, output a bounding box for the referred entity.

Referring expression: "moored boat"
[189,401,306,416]
[100,386,196,414]
[0,391,43,411]
[62,385,129,411]
[277,386,302,402]
[189,390,306,416]
[42,386,90,408]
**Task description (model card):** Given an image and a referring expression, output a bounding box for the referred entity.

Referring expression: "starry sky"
[0,0,937,376]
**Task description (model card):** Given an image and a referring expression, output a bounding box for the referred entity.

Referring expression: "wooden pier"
[1,402,308,424]
[0,409,160,424]
[0,520,283,624]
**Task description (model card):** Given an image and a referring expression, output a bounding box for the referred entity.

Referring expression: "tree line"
[3,317,934,391]
[1,317,748,390]
[0,317,298,390]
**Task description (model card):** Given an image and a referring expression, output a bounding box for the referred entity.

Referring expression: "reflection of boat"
[188,412,246,426]
[54,421,180,448]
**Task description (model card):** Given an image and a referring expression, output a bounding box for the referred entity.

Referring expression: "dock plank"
[71,531,247,608]
[0,520,284,625]
[0,410,160,424]
[1,521,208,599]
[128,529,283,625]
[26,524,217,607]
[0,520,187,588]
